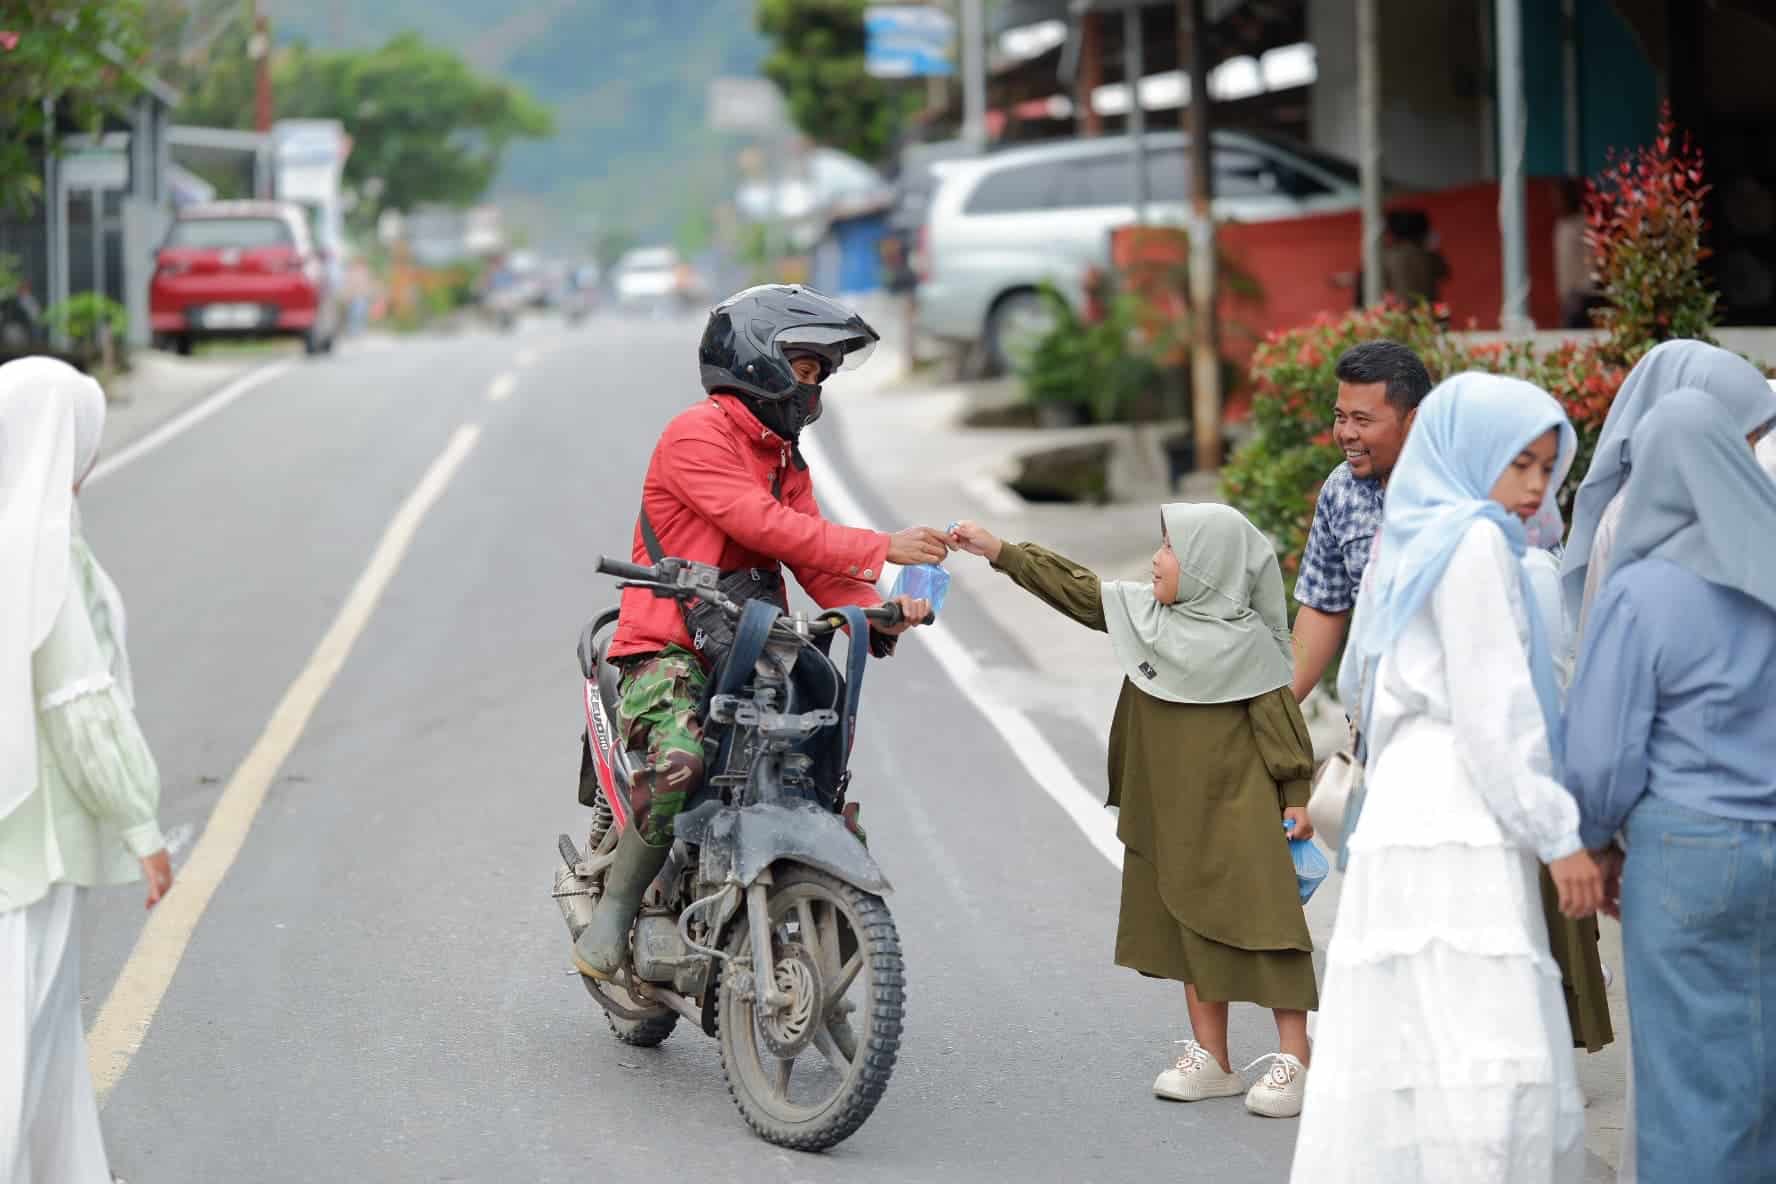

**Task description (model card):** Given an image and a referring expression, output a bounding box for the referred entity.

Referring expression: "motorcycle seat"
[596,643,624,728]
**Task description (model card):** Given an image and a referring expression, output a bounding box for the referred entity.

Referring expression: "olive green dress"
[994,542,1319,1011]
[1541,872,1615,1051]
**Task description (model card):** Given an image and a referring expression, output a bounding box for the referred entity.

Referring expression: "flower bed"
[1223,109,1756,604]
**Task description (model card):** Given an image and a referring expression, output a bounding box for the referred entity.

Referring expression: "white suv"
[916,131,1365,373]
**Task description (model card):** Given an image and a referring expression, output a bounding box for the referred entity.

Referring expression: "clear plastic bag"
[1285,819,1329,904]
[889,563,949,616]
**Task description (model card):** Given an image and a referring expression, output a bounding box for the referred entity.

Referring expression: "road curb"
[89,357,297,486]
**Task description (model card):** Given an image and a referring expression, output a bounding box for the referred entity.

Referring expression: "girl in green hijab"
[950,504,1319,1120]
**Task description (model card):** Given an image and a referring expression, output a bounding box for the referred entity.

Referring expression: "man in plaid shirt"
[1290,341,1433,701]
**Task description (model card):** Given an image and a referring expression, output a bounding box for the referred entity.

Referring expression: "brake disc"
[754,942,824,1060]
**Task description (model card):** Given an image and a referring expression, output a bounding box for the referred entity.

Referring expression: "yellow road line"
[87,423,484,1102]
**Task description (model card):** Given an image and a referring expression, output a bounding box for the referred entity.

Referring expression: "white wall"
[1307,0,1493,190]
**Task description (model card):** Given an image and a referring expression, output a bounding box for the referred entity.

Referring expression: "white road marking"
[87,423,484,1101]
[799,433,1124,870]
[86,359,298,487]
[487,372,518,402]
[515,346,538,368]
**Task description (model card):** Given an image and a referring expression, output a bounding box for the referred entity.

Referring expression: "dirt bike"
[553,554,910,1151]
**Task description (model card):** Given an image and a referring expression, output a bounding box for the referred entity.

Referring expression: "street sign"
[707,77,790,134]
[865,6,956,78]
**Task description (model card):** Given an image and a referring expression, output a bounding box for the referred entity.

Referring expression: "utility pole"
[1183,0,1221,473]
[1496,0,1532,333]
[249,0,272,134]
[1357,0,1382,308]
[1124,4,1149,224]
[960,0,986,148]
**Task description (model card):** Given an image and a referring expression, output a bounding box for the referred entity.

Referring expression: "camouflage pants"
[617,646,707,848]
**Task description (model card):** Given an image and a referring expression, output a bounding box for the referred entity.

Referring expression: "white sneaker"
[1244,1053,1308,1118]
[1154,1040,1245,1102]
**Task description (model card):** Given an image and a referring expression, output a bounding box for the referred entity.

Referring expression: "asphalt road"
[76,315,1350,1181]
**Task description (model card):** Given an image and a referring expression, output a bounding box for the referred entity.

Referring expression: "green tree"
[0,1,151,214]
[174,29,554,223]
[756,0,919,165]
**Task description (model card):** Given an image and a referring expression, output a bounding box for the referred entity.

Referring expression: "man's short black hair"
[1334,340,1433,416]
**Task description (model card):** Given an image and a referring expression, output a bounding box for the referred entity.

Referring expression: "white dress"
[1291,522,1586,1184]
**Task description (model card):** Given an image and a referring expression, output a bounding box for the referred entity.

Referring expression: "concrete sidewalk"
[825,336,1631,1177]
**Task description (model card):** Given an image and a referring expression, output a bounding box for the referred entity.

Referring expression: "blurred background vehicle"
[916,130,1365,374]
[612,246,694,316]
[148,200,344,356]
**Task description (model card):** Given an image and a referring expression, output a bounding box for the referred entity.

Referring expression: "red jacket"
[609,394,891,661]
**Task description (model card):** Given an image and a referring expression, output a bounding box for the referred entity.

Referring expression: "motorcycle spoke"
[795,900,818,954]
[772,1056,794,1098]
[828,950,863,1002]
[813,1027,851,1073]
[817,902,844,980]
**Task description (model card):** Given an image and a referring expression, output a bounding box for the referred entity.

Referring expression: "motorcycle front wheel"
[718,866,904,1152]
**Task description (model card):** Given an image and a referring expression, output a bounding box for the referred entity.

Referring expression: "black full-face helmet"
[699,284,879,439]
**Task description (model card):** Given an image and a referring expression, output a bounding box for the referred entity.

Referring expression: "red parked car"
[150,201,342,356]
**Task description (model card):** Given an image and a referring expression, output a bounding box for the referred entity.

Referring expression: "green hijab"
[1101,503,1295,705]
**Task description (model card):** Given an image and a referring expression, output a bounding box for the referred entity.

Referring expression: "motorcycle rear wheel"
[606,1010,678,1047]
[718,867,904,1152]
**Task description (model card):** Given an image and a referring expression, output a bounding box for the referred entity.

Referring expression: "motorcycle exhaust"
[554,834,597,939]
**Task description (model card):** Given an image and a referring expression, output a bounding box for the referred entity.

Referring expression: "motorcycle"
[554,553,910,1151]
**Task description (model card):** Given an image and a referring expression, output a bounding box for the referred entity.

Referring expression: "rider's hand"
[1549,850,1604,919]
[886,527,950,567]
[140,849,174,910]
[877,595,931,636]
[1282,807,1314,842]
[948,520,1003,563]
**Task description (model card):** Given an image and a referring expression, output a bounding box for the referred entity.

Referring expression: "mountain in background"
[264,0,768,250]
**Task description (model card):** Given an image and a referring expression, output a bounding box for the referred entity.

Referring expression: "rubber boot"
[573,824,670,981]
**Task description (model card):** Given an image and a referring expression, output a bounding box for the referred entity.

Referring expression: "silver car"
[916,131,1365,373]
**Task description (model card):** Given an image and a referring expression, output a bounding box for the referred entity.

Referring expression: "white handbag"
[1307,668,1368,865]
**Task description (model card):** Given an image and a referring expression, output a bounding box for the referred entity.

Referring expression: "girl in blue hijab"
[1292,373,1602,1184]
[1560,339,1776,636]
[1564,391,1776,1183]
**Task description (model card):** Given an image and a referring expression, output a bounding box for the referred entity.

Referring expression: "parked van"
[916,131,1364,373]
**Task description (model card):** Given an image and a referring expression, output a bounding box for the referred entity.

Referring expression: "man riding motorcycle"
[572,284,948,982]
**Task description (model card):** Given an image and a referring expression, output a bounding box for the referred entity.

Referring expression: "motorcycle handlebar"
[596,553,924,635]
[595,556,659,583]
[865,602,905,630]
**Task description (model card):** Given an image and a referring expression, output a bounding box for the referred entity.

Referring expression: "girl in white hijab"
[0,357,172,1183]
[951,505,1320,1119]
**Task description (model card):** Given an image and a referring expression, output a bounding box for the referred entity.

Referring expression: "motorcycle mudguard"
[675,800,891,895]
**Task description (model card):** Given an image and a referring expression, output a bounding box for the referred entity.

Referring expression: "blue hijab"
[1338,373,1577,765]
[1612,389,1776,616]
[1560,340,1776,621]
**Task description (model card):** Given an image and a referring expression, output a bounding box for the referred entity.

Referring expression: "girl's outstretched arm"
[951,521,1107,633]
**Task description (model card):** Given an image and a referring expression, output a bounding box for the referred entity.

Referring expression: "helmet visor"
[775,322,878,375]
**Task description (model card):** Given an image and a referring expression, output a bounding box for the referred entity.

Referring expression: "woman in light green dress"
[1,357,173,1183]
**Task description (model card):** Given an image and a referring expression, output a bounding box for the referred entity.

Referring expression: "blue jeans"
[1621,794,1776,1181]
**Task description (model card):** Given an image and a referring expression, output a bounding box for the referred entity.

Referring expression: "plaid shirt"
[1295,462,1386,614]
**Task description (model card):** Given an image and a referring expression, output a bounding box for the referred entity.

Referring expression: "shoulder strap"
[638,504,665,563]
